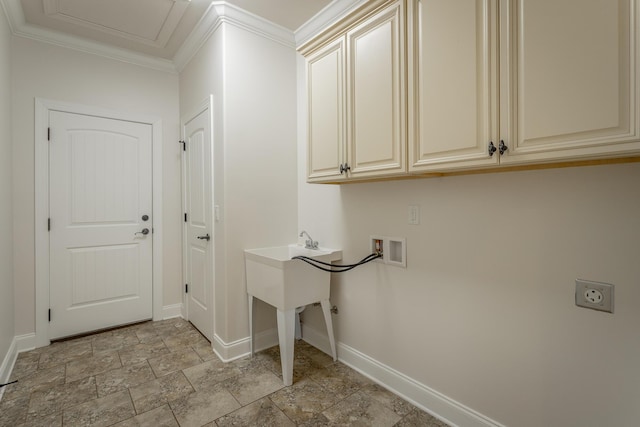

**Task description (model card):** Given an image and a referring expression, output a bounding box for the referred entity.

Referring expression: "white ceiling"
[18,0,334,60]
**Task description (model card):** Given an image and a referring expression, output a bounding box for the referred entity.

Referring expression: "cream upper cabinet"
[346,0,406,179]
[303,0,406,183]
[307,37,346,182]
[409,0,500,171]
[500,0,640,164]
[410,0,640,172]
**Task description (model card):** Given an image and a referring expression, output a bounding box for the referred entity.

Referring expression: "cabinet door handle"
[488,141,497,157]
[499,140,508,155]
[197,234,210,241]
[339,163,351,174]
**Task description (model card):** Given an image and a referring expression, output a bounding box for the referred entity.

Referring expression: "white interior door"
[182,105,214,341]
[49,111,153,339]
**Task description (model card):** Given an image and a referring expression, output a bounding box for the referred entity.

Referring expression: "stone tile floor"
[0,318,449,426]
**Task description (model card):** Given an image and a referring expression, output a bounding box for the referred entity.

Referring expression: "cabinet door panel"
[501,0,640,163]
[307,38,346,182]
[409,0,499,171]
[347,1,406,178]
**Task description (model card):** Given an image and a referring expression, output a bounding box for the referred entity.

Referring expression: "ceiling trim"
[294,0,366,48]
[212,2,295,48]
[172,1,221,72]
[41,0,190,49]
[1,0,177,73]
[1,0,24,33]
[1,0,352,75]
[173,1,296,72]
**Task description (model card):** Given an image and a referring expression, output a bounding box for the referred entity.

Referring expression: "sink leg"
[248,294,255,358]
[277,308,295,386]
[320,299,337,361]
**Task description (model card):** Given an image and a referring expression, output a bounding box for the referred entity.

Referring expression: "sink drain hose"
[291,252,381,273]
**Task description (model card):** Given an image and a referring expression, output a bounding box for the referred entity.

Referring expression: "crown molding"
[212,2,295,48]
[294,0,367,48]
[1,0,348,74]
[173,1,296,72]
[0,0,177,73]
[172,1,221,72]
[42,0,190,49]
[0,0,23,33]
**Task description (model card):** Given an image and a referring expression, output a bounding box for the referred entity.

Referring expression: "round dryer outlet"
[584,289,604,304]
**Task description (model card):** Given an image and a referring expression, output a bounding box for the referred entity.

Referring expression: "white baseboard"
[0,333,38,402]
[158,308,279,363]
[300,322,334,355]
[0,337,18,402]
[162,304,183,320]
[14,333,36,353]
[212,328,279,363]
[0,339,17,382]
[301,324,504,427]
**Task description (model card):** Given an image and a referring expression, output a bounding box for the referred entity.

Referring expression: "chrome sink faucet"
[299,230,318,249]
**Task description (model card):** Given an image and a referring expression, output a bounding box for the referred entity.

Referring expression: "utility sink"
[244,244,342,386]
[244,244,342,310]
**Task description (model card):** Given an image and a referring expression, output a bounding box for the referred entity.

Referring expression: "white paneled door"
[49,111,153,339]
[182,104,214,341]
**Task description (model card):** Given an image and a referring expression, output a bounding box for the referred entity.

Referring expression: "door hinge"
[48,309,51,322]
[185,284,189,293]
[47,127,50,141]
[179,140,186,151]
[184,213,187,222]
[47,218,51,231]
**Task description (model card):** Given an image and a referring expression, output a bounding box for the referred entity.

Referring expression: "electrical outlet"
[575,279,614,313]
[408,205,420,225]
[584,289,603,304]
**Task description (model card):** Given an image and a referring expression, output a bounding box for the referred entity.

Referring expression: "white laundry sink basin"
[244,244,342,310]
[245,243,342,386]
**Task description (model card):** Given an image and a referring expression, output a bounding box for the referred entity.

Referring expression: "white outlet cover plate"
[408,205,420,225]
[575,279,614,313]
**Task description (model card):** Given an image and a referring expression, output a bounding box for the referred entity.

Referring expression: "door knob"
[197,234,211,241]
[135,228,150,236]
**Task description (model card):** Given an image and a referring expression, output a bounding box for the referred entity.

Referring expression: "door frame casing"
[180,95,215,337]
[35,98,164,348]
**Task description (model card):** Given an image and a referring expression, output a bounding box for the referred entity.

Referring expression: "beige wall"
[178,27,228,340]
[6,6,638,425]
[11,37,182,335]
[0,6,14,364]
[180,23,298,343]
[298,116,640,427]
